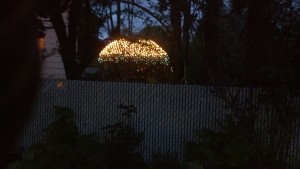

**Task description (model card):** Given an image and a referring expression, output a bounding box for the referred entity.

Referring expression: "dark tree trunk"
[204,0,220,84]
[116,0,121,35]
[245,0,270,86]
[49,11,79,79]
[108,1,114,34]
[68,0,80,67]
[46,0,94,80]
[80,1,101,69]
[170,0,183,83]
[182,0,191,83]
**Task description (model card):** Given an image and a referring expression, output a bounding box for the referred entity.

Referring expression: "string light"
[98,38,169,66]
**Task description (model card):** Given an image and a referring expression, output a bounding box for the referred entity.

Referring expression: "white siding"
[40,12,69,79]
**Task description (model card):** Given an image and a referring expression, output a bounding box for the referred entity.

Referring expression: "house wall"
[40,12,69,79]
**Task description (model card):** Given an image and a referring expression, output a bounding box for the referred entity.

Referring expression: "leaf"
[53,106,74,119]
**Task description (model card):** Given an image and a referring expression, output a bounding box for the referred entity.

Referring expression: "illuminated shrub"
[98,38,171,82]
[99,38,169,66]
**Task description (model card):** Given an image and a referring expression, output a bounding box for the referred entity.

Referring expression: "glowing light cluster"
[98,38,169,65]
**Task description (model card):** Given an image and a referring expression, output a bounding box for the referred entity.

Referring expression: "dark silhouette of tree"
[244,0,273,85]
[182,0,192,83]
[186,0,300,87]
[38,0,300,85]
[38,0,103,79]
[229,0,300,87]
[203,0,222,84]
[155,0,194,83]
[116,0,121,36]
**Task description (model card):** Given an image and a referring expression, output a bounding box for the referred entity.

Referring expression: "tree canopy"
[36,0,300,87]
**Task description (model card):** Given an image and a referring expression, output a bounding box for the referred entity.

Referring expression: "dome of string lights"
[98,38,169,66]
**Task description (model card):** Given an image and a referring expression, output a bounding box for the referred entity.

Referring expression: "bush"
[187,114,255,169]
[8,105,146,169]
[8,106,103,169]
